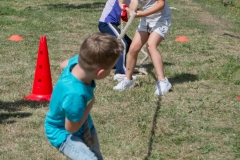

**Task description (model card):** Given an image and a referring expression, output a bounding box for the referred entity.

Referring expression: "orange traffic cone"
[24,36,53,102]
[175,36,190,42]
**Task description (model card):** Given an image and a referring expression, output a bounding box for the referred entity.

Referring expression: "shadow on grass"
[168,73,199,84]
[148,70,198,84]
[137,60,198,84]
[0,100,48,124]
[0,100,49,112]
[0,112,32,124]
[144,96,161,160]
[142,73,198,159]
[137,62,173,72]
[42,2,105,11]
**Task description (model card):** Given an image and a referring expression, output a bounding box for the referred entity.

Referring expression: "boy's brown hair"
[79,32,123,71]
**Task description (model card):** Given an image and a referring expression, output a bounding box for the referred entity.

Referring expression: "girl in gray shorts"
[114,0,172,96]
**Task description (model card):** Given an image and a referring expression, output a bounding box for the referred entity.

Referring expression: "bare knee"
[146,43,158,56]
[128,46,141,58]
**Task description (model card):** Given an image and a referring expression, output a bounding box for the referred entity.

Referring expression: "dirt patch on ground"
[175,0,240,56]
[178,0,235,35]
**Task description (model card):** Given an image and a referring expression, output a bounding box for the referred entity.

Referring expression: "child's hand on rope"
[129,10,137,18]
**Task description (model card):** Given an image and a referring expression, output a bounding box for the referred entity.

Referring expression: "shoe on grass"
[154,78,172,96]
[113,77,134,91]
[113,74,136,82]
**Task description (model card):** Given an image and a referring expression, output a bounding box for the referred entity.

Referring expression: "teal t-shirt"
[44,55,95,147]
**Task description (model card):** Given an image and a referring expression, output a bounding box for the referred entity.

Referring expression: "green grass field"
[0,0,240,159]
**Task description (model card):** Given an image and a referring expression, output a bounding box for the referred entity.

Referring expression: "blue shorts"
[57,127,103,160]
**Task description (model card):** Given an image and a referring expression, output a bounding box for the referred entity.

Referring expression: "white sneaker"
[113,74,136,82]
[154,78,172,96]
[113,77,134,91]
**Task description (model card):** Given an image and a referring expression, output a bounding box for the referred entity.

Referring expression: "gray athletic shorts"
[137,18,172,39]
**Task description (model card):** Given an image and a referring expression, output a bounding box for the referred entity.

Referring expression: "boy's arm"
[136,0,165,18]
[65,97,95,133]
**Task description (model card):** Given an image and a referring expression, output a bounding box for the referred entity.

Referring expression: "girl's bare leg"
[146,32,165,80]
[126,31,149,80]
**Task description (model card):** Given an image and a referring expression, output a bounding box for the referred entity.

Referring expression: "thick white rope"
[118,10,135,39]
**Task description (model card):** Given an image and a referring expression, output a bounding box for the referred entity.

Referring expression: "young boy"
[44,32,123,160]
[98,0,135,82]
[113,0,172,96]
